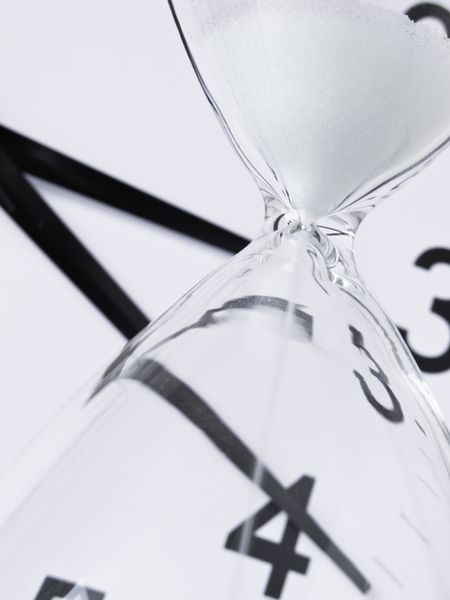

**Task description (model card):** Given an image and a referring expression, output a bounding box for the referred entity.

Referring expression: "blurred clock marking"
[415,419,428,437]
[350,326,404,423]
[417,474,440,500]
[419,446,433,463]
[372,556,404,590]
[33,577,105,600]
[406,3,450,35]
[400,511,430,546]
[225,476,314,599]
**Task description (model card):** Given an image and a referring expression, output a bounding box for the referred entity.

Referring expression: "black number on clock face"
[399,248,450,374]
[100,360,371,594]
[225,477,315,599]
[34,577,105,600]
[406,3,450,35]
[350,326,404,423]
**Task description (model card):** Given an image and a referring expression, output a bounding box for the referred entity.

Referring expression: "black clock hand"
[0,124,248,255]
[111,358,370,594]
[0,144,149,339]
[89,295,313,401]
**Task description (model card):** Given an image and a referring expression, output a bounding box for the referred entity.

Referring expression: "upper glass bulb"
[170,0,450,223]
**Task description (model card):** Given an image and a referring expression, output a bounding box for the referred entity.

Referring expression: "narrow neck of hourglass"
[263,189,362,243]
[260,198,363,288]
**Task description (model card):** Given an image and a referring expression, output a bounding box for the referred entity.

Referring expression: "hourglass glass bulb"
[177,0,450,225]
[1,2,450,599]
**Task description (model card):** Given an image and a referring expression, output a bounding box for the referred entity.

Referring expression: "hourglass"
[1,1,450,599]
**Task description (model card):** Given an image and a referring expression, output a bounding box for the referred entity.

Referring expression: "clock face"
[1,0,450,470]
[1,228,449,600]
[1,3,450,596]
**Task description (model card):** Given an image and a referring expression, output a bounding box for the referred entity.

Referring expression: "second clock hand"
[100,357,371,594]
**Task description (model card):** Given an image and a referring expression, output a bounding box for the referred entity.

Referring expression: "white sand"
[194,0,450,221]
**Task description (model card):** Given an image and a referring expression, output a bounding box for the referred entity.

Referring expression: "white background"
[0,0,450,472]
